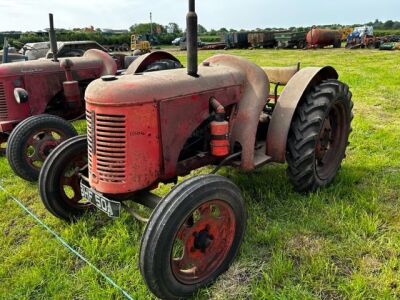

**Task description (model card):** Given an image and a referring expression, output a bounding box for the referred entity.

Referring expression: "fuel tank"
[85,63,247,194]
[306,28,341,48]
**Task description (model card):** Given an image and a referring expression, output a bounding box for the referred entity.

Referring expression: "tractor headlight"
[14,88,29,104]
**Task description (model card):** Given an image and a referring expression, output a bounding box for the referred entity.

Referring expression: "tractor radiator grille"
[0,82,7,119]
[87,110,127,183]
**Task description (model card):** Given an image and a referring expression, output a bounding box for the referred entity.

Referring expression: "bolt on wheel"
[140,174,246,299]
[39,135,93,221]
[7,114,78,181]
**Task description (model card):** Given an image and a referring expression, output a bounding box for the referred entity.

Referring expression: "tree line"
[2,19,400,49]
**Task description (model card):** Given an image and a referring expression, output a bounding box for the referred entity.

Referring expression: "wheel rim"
[58,150,91,210]
[315,101,348,180]
[0,133,7,155]
[171,200,236,285]
[24,128,69,169]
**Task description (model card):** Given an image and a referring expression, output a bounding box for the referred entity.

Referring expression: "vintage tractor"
[39,1,353,298]
[2,14,182,182]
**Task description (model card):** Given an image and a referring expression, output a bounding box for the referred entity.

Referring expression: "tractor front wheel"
[7,114,78,181]
[39,135,92,221]
[286,79,353,192]
[140,175,246,299]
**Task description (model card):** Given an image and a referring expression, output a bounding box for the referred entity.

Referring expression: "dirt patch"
[208,261,264,300]
[286,233,324,257]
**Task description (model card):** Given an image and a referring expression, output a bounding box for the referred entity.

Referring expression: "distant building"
[101,29,129,34]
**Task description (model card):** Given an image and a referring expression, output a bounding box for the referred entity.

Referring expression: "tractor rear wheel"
[140,175,246,299]
[286,79,353,192]
[7,114,78,181]
[39,135,92,221]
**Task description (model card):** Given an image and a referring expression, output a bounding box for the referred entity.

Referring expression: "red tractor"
[39,1,353,298]
[2,14,182,182]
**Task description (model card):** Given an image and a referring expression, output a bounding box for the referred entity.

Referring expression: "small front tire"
[7,114,78,181]
[140,175,246,299]
[39,135,92,221]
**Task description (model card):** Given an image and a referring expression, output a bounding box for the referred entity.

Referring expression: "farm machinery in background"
[1,38,117,64]
[1,13,181,182]
[345,26,376,49]
[306,27,342,48]
[275,31,307,49]
[378,35,400,50]
[38,1,353,299]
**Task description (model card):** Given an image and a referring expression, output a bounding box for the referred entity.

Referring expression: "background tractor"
[2,14,181,182]
[39,1,353,298]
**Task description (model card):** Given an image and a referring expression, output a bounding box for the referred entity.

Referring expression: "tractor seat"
[262,63,300,85]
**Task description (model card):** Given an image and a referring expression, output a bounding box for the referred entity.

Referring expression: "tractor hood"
[0,49,116,78]
[85,64,246,106]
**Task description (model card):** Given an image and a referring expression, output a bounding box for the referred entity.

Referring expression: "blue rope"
[0,184,134,300]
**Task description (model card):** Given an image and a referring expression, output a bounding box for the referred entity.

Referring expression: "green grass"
[1,48,400,299]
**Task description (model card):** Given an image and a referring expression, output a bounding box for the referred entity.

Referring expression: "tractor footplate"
[80,182,121,218]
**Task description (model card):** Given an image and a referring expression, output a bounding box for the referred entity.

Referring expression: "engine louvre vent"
[0,82,7,119]
[87,110,127,183]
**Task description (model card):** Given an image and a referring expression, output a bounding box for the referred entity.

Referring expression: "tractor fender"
[82,49,117,76]
[205,55,269,171]
[266,66,338,162]
[125,51,181,74]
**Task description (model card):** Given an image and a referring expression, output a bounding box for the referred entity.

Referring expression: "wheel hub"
[193,228,214,253]
[172,200,236,284]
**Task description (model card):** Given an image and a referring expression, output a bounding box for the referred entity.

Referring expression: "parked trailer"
[306,28,341,48]
[248,31,277,48]
[274,31,307,49]
[224,32,249,49]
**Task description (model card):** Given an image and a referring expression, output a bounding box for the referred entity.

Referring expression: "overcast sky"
[0,0,399,32]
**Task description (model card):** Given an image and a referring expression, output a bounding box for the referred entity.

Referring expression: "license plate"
[80,182,121,218]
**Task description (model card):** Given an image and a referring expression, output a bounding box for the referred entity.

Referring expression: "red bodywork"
[0,49,116,133]
[85,55,269,195]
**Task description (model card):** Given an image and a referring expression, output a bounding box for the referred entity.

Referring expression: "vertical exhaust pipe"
[49,13,58,62]
[187,0,198,77]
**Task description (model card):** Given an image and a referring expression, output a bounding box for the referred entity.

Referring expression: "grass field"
[1,48,400,300]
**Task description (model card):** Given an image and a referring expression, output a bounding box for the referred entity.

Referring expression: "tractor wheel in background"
[0,133,8,155]
[7,114,78,182]
[39,135,92,221]
[286,79,353,192]
[140,175,246,299]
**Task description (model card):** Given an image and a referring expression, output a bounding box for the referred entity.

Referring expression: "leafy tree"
[198,24,208,34]
[129,23,165,34]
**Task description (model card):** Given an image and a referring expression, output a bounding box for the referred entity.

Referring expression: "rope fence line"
[0,184,134,300]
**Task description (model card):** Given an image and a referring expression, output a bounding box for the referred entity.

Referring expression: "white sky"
[0,0,399,32]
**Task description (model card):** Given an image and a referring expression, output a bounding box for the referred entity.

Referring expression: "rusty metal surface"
[306,28,342,48]
[266,66,338,162]
[206,55,269,171]
[0,49,117,134]
[125,51,181,74]
[248,31,276,48]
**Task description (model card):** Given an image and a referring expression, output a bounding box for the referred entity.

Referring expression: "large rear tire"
[286,79,353,192]
[140,175,246,299]
[39,135,92,221]
[7,114,78,181]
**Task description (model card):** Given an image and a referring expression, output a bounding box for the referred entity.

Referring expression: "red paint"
[210,121,230,157]
[0,49,117,135]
